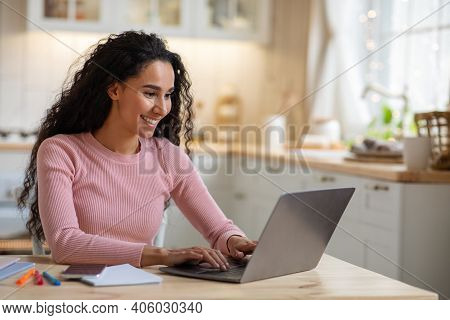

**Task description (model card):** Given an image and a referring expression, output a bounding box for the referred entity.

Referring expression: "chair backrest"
[154,209,168,247]
[31,235,45,255]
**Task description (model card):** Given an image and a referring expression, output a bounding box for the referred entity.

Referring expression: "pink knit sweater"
[36,132,244,267]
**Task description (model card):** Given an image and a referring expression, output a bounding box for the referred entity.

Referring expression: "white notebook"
[81,264,162,287]
[0,261,35,281]
[0,257,20,270]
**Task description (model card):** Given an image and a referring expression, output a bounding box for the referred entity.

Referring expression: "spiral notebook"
[80,264,162,287]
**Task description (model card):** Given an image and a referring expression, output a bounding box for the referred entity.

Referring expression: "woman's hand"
[140,245,230,271]
[226,236,258,259]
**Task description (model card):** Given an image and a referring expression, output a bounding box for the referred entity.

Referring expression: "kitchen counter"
[0,254,438,299]
[190,142,450,183]
[2,141,450,183]
[0,142,34,152]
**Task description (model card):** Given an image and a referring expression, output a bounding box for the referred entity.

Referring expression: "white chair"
[154,209,168,247]
[31,235,45,255]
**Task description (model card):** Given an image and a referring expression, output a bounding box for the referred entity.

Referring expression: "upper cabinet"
[115,0,192,37]
[27,0,272,43]
[195,0,271,42]
[27,0,112,32]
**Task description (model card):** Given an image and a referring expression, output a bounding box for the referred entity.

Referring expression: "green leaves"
[381,103,393,125]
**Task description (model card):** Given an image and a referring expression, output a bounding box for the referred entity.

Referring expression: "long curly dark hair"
[17,31,194,242]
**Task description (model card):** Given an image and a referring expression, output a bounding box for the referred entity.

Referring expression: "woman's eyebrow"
[142,84,175,92]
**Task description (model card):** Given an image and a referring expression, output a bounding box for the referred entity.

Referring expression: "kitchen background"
[0,0,449,298]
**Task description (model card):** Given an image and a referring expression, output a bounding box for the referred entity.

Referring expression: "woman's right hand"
[141,245,230,271]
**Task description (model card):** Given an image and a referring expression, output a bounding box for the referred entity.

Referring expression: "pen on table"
[42,271,61,286]
[34,270,44,286]
[16,268,36,286]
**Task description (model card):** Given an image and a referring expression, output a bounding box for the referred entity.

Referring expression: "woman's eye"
[144,92,156,98]
[164,93,173,100]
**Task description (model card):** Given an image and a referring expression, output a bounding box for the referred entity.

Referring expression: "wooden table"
[0,255,437,300]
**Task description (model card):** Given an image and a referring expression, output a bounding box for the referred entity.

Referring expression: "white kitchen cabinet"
[165,152,450,298]
[303,170,403,277]
[228,156,305,239]
[299,168,449,298]
[164,154,233,248]
[362,224,400,279]
[114,0,192,37]
[27,0,272,42]
[303,170,367,269]
[27,0,113,33]
[194,0,272,43]
[0,150,31,239]
[399,184,450,299]
[163,201,210,248]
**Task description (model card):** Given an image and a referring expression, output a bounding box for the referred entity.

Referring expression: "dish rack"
[414,111,450,170]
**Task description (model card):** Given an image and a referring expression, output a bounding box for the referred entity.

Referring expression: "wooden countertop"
[2,141,450,183]
[0,142,34,152]
[0,254,437,300]
[190,142,450,183]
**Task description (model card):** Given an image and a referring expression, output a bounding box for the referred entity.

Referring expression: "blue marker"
[42,271,61,286]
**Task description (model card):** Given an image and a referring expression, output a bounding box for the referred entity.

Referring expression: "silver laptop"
[160,188,355,283]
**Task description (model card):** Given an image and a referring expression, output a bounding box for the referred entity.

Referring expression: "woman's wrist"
[226,235,243,253]
[140,245,169,267]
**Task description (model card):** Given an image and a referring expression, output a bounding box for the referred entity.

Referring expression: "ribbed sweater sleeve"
[37,138,145,267]
[164,143,246,254]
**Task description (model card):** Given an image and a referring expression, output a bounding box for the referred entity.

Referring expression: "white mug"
[402,137,432,170]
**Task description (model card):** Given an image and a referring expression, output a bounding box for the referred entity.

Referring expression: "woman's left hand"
[226,236,258,259]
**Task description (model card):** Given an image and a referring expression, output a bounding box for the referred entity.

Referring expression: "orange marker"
[34,270,44,286]
[16,268,36,286]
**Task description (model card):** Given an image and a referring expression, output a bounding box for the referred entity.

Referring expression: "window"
[368,0,449,113]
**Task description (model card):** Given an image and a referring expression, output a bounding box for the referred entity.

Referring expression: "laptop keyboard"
[160,256,251,282]
[193,257,248,274]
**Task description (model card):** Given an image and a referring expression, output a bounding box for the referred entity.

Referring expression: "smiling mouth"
[140,115,158,126]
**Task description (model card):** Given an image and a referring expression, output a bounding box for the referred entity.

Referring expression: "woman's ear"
[107,82,121,100]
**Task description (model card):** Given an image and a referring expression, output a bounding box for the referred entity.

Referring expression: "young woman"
[18,31,256,270]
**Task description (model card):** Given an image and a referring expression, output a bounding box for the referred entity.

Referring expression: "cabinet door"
[360,178,402,231]
[359,178,402,279]
[325,219,365,268]
[163,153,233,248]
[194,153,234,215]
[228,157,265,238]
[362,224,401,279]
[307,170,366,267]
[305,170,363,222]
[116,0,191,37]
[230,156,307,239]
[27,0,111,32]
[194,0,272,42]
[163,202,210,248]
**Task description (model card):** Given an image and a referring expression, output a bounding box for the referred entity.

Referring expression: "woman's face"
[108,60,175,139]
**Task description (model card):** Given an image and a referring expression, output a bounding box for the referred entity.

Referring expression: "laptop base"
[160,265,244,283]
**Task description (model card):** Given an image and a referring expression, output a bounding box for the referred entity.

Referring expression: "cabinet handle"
[320,176,336,183]
[5,187,22,201]
[265,165,282,174]
[6,189,14,200]
[234,192,246,200]
[365,184,389,191]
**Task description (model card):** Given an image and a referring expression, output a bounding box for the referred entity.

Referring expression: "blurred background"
[0,0,449,142]
[0,0,449,298]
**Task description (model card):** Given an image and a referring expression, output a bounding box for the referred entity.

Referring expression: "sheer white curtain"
[307,0,371,139]
[378,0,450,112]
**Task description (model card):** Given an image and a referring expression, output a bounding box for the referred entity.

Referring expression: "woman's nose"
[152,97,168,116]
